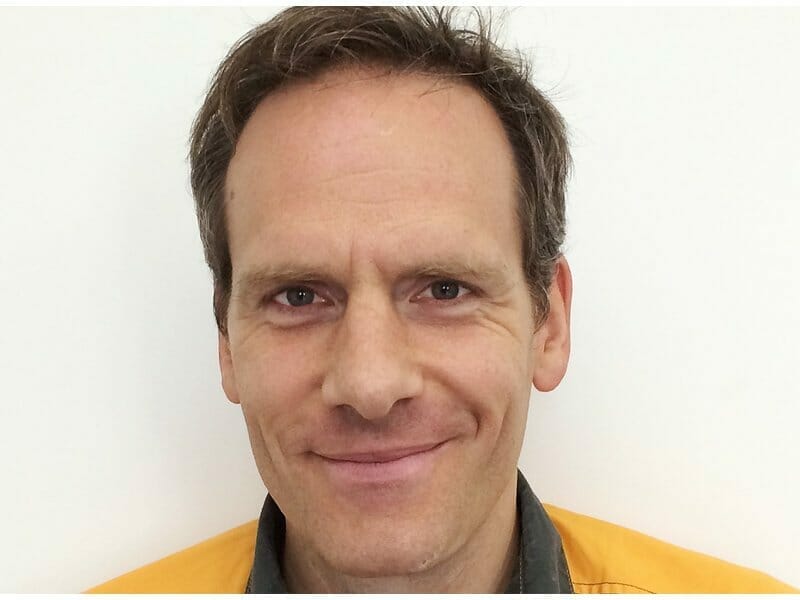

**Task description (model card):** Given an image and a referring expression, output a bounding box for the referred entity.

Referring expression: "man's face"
[221,68,570,578]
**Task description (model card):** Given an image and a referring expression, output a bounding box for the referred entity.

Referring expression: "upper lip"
[316,441,445,463]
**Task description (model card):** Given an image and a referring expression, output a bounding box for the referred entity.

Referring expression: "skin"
[219,67,573,593]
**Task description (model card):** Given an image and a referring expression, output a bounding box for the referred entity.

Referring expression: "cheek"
[234,333,322,461]
[235,326,320,403]
[418,323,532,433]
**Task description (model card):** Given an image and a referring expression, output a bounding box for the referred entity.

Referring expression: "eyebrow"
[232,258,512,300]
[232,265,332,300]
[400,261,510,285]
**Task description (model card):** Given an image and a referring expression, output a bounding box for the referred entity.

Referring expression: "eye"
[274,286,321,307]
[420,280,469,301]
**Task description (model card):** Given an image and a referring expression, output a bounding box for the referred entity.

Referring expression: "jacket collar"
[246,469,573,593]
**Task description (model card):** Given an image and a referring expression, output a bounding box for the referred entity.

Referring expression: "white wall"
[0,7,797,592]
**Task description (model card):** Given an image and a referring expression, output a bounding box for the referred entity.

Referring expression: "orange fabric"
[544,504,797,593]
[85,505,797,593]
[85,520,257,593]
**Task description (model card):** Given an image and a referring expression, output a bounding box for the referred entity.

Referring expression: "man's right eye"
[273,286,319,307]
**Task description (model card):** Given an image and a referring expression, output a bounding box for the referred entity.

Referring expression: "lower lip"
[318,442,448,488]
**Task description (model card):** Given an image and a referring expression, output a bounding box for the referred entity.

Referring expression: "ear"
[531,255,573,392]
[219,330,241,405]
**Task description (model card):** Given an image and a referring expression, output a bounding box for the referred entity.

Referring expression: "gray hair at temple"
[189,6,571,336]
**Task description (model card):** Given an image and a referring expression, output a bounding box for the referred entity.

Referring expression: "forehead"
[225,67,522,277]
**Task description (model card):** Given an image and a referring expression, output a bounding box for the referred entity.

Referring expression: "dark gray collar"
[245,470,573,593]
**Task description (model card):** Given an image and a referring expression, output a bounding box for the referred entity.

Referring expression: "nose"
[321,289,423,421]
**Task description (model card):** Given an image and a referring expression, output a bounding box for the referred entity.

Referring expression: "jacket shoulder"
[84,520,257,593]
[543,504,797,593]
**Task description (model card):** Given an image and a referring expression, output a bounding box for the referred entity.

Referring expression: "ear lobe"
[218,331,241,405]
[531,256,573,393]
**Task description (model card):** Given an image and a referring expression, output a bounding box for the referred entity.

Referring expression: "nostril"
[337,403,395,428]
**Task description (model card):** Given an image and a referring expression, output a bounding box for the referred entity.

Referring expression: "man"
[89,7,795,593]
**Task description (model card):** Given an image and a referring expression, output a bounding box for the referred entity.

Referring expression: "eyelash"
[417,280,472,303]
[270,286,328,311]
[266,280,474,312]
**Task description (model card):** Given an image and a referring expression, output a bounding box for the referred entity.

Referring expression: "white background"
[0,6,798,593]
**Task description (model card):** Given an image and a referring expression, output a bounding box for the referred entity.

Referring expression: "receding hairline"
[224,62,519,207]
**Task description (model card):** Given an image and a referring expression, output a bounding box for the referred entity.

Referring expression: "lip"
[318,442,444,463]
[315,440,449,488]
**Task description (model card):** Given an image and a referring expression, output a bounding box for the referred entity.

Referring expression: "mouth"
[315,440,449,488]
[319,441,445,463]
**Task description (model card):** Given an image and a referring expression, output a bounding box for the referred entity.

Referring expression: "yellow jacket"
[86,503,796,593]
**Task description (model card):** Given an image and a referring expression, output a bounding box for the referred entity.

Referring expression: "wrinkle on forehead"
[224,64,522,291]
[226,66,514,198]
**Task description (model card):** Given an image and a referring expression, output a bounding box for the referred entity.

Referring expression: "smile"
[315,441,449,487]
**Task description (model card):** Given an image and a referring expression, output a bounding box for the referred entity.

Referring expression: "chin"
[316,511,454,578]
[327,539,447,578]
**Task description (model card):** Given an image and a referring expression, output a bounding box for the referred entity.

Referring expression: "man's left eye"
[423,280,468,301]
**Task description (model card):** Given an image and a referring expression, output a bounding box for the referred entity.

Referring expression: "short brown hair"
[190,6,571,335]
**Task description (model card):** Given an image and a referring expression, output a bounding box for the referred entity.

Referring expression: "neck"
[283,476,519,593]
